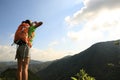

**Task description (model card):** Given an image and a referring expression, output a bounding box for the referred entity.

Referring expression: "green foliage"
[71,69,95,80]
[107,63,115,67]
[71,77,77,80]
[114,40,120,45]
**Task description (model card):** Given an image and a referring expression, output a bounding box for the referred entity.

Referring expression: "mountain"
[0,61,17,74]
[0,60,52,80]
[37,41,120,80]
[29,61,52,73]
[0,60,46,74]
[0,68,41,80]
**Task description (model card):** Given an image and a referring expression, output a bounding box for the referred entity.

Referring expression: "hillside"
[37,41,120,80]
[0,60,52,80]
[0,60,48,74]
[0,68,41,80]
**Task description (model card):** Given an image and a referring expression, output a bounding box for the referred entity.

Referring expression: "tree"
[71,69,95,80]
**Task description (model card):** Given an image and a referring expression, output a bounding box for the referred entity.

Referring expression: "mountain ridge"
[37,40,120,80]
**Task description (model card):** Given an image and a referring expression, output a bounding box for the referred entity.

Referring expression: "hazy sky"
[0,0,120,61]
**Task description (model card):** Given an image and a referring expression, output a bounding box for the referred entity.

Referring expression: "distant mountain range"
[0,40,120,80]
[0,68,41,80]
[0,60,44,74]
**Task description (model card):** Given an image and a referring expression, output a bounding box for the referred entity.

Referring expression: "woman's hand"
[34,21,43,28]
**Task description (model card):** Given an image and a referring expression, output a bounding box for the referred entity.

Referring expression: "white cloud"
[0,45,71,61]
[67,31,80,41]
[0,45,16,61]
[66,9,120,41]
[65,0,120,26]
[84,0,120,10]
[31,48,70,61]
[65,0,120,53]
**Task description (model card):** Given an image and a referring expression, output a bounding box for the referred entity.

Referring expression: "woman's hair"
[22,20,32,25]
[25,20,32,25]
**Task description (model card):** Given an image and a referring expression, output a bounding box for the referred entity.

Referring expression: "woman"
[15,20,43,80]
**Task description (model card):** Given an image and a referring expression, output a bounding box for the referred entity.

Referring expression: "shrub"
[71,69,95,80]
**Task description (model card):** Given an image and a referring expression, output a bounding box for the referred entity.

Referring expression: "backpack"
[14,23,30,45]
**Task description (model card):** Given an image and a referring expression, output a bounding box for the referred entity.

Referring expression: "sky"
[0,0,120,62]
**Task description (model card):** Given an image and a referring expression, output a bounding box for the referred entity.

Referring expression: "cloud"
[65,0,120,53]
[0,45,71,61]
[67,24,105,43]
[31,48,70,61]
[67,31,80,41]
[84,0,120,10]
[65,0,120,40]
[65,0,120,26]
[0,45,16,61]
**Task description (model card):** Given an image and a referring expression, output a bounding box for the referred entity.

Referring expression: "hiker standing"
[14,20,43,80]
